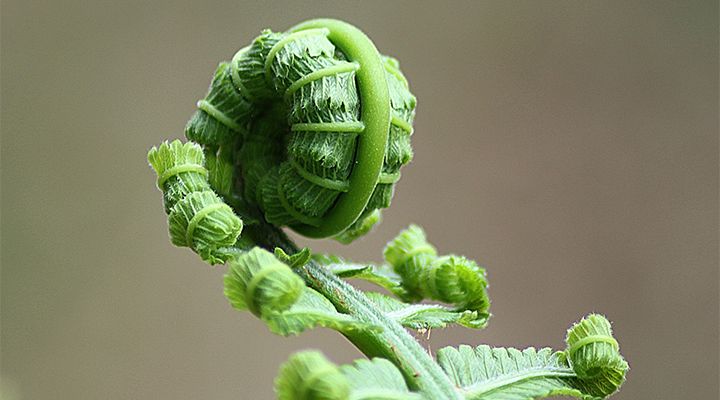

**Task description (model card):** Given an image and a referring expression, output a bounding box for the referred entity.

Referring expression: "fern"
[439,346,581,399]
[147,18,628,400]
[437,315,628,399]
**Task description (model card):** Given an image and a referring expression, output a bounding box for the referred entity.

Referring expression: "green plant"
[147,18,628,399]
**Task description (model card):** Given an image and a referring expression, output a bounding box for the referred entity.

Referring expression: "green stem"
[288,18,391,239]
[233,19,460,397]
[250,224,462,399]
[301,261,462,399]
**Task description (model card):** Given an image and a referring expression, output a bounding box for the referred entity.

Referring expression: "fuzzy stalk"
[249,223,462,400]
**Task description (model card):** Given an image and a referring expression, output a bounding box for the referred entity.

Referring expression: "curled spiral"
[148,141,243,264]
[564,314,629,398]
[224,247,305,317]
[275,351,350,400]
[384,225,490,323]
[185,19,416,241]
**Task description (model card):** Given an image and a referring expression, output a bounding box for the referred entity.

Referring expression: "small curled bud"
[224,248,305,317]
[565,314,628,398]
[148,140,243,264]
[384,225,490,325]
[275,351,350,400]
[167,190,242,263]
[148,140,210,211]
[383,224,437,297]
[428,255,489,315]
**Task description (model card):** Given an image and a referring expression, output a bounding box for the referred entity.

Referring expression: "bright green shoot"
[147,18,628,400]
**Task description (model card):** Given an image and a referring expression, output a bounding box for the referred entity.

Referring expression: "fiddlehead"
[224,247,305,316]
[275,351,350,400]
[313,225,491,330]
[147,18,628,400]
[223,247,376,337]
[384,225,490,324]
[435,314,628,400]
[564,314,629,398]
[182,19,415,242]
[148,141,242,264]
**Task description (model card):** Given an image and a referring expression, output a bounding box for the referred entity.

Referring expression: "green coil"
[185,19,416,242]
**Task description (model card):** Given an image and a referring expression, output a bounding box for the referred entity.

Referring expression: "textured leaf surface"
[148,140,243,264]
[276,352,421,400]
[341,358,421,400]
[215,26,415,239]
[317,252,488,329]
[436,314,627,400]
[383,226,491,326]
[563,314,629,398]
[366,292,487,330]
[224,248,305,316]
[262,286,379,336]
[438,345,585,400]
[314,253,408,298]
[225,250,378,336]
[275,247,312,268]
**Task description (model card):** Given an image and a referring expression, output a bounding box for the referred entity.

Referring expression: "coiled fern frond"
[147,18,628,400]
[183,19,415,242]
[565,314,629,398]
[224,248,305,316]
[436,314,628,400]
[148,141,242,264]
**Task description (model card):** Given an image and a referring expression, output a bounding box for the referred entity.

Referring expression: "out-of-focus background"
[2,1,717,399]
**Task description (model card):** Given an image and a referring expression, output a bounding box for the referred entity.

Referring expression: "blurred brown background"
[2,1,717,399]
